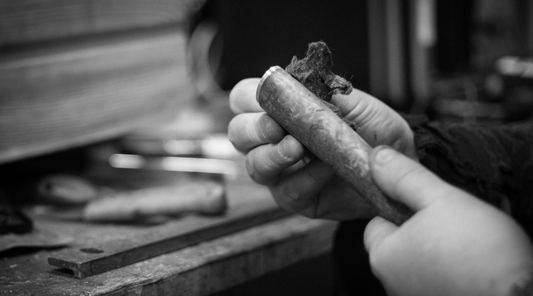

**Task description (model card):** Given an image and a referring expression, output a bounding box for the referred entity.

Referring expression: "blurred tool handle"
[36,174,98,205]
[83,181,226,222]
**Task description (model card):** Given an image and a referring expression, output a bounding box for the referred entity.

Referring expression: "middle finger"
[228,112,286,153]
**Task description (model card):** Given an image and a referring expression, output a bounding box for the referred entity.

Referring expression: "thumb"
[363,216,397,253]
[370,146,450,211]
[331,88,376,116]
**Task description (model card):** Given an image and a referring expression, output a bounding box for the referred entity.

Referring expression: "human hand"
[364,146,533,296]
[228,77,416,220]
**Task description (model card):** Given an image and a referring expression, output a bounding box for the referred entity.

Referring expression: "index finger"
[229,78,263,114]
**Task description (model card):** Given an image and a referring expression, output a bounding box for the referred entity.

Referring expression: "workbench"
[0,169,337,295]
[0,1,338,293]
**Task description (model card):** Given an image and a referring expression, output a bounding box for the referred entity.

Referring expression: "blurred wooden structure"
[0,0,204,164]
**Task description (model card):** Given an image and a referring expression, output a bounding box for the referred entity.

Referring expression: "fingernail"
[373,146,397,165]
[278,136,294,160]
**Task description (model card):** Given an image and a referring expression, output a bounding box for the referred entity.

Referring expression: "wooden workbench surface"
[0,174,338,295]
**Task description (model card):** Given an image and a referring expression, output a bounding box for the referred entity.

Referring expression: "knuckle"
[245,150,280,185]
[227,117,239,142]
[245,155,267,185]
[227,117,246,152]
[228,80,247,113]
[392,165,427,191]
[257,114,285,143]
[228,90,240,114]
[268,144,289,166]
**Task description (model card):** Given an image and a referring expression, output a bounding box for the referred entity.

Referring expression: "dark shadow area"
[211,253,337,296]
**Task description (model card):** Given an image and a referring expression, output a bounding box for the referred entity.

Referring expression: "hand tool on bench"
[47,183,288,279]
[33,173,228,223]
[83,180,227,222]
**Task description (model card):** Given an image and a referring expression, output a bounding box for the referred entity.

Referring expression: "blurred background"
[194,0,533,122]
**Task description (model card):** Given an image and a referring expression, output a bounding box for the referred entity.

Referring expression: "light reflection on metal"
[109,153,238,176]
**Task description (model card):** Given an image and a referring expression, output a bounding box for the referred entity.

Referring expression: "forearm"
[403,115,533,234]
